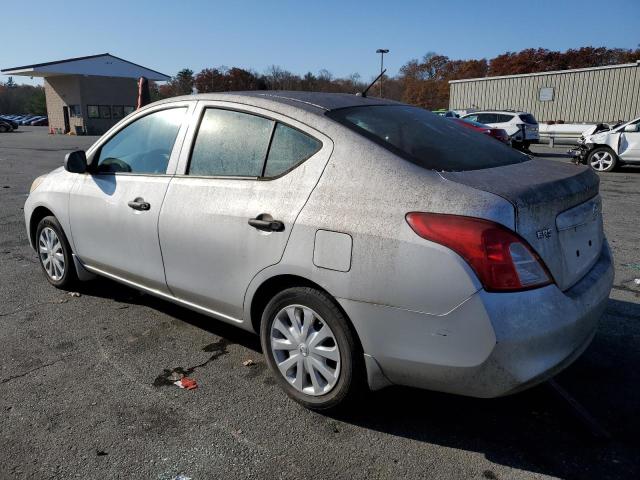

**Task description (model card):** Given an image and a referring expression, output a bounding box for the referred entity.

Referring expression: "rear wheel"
[260,287,364,411]
[0,124,8,133]
[36,216,77,288]
[588,147,618,172]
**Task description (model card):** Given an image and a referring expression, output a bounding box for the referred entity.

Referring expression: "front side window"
[328,105,526,171]
[264,123,322,177]
[189,109,274,177]
[96,107,186,174]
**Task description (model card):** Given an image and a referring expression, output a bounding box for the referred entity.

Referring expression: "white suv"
[462,111,539,150]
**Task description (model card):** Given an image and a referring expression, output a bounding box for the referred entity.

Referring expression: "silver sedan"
[25,92,613,410]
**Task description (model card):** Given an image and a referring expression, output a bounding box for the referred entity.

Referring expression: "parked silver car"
[25,92,613,410]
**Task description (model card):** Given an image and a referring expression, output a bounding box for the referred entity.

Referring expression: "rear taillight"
[406,213,552,292]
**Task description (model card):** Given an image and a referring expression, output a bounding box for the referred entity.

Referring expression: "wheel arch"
[28,205,56,249]
[247,274,364,354]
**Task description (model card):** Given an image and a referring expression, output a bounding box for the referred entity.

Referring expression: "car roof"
[154,91,402,117]
[464,110,526,115]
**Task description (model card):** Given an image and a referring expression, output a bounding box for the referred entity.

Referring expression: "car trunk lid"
[440,159,603,291]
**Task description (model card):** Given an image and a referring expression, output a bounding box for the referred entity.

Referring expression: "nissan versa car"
[25,92,613,410]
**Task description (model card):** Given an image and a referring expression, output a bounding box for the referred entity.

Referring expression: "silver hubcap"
[270,305,341,396]
[590,151,613,171]
[39,227,65,281]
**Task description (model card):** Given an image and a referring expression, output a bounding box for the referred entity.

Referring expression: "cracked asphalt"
[1,128,639,480]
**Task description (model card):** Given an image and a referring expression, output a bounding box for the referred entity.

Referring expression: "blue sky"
[3,0,639,85]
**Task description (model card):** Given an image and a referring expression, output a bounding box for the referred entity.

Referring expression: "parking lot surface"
[1,127,639,480]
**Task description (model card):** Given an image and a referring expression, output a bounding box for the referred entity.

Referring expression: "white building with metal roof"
[449,61,640,124]
[2,53,170,134]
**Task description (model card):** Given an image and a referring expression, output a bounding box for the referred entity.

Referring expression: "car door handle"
[128,197,151,211]
[248,215,285,232]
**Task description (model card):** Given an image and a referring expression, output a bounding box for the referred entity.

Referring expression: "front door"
[62,106,70,134]
[158,102,332,321]
[618,120,640,162]
[69,104,192,292]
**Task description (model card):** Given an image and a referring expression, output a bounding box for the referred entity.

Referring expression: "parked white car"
[571,117,640,172]
[462,111,539,150]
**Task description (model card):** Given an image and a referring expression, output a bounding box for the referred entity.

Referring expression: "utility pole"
[375,49,389,97]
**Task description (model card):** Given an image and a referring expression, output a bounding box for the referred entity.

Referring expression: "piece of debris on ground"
[242,359,256,367]
[68,292,81,297]
[174,377,198,390]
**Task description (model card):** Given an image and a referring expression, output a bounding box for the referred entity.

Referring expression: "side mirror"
[624,124,638,133]
[64,150,87,173]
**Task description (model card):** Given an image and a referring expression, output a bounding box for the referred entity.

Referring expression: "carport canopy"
[1,53,170,81]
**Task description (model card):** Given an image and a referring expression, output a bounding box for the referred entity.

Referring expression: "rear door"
[158,101,333,321]
[69,102,193,292]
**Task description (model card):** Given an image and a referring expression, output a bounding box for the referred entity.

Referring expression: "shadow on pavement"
[75,277,639,479]
[331,297,640,479]
[75,276,262,352]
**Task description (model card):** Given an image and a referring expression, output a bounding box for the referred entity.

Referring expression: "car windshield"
[327,105,526,171]
[519,113,538,124]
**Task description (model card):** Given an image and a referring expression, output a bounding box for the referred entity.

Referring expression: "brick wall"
[44,75,139,135]
[44,77,84,133]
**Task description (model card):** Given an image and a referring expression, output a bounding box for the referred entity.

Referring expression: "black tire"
[35,216,77,288]
[587,146,618,172]
[0,124,8,133]
[260,287,365,411]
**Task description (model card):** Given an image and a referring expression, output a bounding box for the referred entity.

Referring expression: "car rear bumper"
[339,241,613,397]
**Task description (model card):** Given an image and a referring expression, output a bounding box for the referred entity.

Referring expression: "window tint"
[327,105,526,172]
[519,113,538,124]
[264,124,322,177]
[96,108,186,174]
[497,114,515,123]
[189,109,274,177]
[477,113,498,124]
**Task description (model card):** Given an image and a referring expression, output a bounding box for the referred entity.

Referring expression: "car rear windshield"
[327,105,527,171]
[519,113,538,124]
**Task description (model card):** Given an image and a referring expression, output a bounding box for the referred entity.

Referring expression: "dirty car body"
[571,117,640,171]
[24,92,614,407]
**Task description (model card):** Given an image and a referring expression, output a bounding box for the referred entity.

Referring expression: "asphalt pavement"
[1,127,639,479]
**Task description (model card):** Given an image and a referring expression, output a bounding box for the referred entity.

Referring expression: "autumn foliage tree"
[400,46,640,109]
[118,45,640,110]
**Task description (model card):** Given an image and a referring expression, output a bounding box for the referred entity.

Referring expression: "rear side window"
[96,107,186,174]
[519,113,538,124]
[189,109,274,177]
[264,124,322,177]
[327,105,526,171]
[497,114,515,123]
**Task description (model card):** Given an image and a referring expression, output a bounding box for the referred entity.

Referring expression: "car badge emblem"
[536,228,552,240]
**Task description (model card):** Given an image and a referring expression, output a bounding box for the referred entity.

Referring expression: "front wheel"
[35,216,77,288]
[260,287,364,411]
[588,147,618,172]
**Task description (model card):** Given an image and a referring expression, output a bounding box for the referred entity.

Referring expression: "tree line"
[2,46,639,114]
[0,78,46,115]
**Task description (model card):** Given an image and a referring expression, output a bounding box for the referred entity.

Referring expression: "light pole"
[376,49,389,97]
